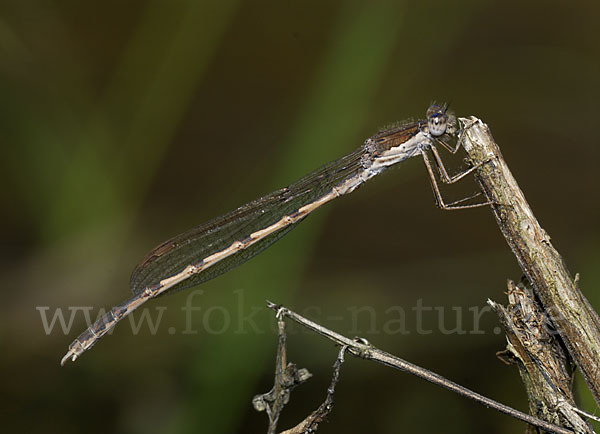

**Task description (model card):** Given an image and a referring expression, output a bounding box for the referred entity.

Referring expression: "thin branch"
[458,117,600,407]
[266,300,575,434]
[280,346,348,434]
[253,315,313,433]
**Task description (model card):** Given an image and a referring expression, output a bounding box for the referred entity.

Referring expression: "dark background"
[2,1,599,433]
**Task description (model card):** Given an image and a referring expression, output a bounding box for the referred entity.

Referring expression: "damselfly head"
[426,103,451,137]
[426,103,457,138]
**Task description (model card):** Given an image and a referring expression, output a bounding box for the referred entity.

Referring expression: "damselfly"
[61,103,490,365]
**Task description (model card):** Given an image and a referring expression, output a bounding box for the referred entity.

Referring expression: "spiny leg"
[421,151,494,211]
[444,191,485,207]
[429,143,488,184]
[426,115,487,184]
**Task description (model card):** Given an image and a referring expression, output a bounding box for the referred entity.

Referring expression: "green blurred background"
[2,0,599,432]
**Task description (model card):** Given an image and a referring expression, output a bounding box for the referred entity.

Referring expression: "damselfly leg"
[421,120,494,210]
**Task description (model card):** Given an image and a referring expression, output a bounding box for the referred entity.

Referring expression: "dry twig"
[253,314,313,433]
[491,278,593,433]
[253,307,347,434]
[459,117,600,408]
[265,301,575,434]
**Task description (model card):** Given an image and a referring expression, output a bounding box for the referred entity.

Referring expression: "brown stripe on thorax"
[367,121,422,155]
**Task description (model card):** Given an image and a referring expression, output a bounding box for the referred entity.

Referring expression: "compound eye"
[428,112,447,137]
